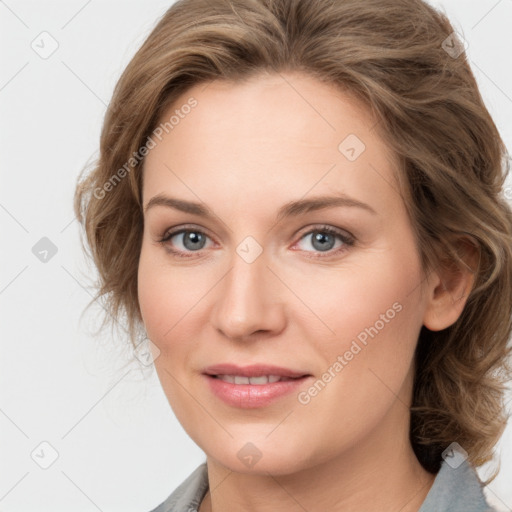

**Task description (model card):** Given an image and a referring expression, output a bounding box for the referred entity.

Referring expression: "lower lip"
[204,375,311,408]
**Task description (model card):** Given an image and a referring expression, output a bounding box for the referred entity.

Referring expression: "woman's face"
[138,71,432,474]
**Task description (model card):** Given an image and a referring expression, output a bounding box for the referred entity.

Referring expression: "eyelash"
[158,224,355,259]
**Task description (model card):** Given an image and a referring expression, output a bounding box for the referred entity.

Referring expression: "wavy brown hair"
[74,0,512,480]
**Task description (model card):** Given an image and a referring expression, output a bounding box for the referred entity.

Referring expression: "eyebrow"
[143,193,377,221]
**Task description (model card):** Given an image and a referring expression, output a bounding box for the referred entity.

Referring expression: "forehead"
[142,71,402,216]
[155,71,376,152]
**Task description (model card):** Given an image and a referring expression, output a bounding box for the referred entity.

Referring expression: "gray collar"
[149,462,208,512]
[419,459,494,512]
[150,459,494,512]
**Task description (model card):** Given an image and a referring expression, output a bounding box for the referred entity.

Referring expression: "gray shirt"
[149,459,497,512]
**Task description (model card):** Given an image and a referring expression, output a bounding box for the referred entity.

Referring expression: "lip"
[203,363,309,379]
[202,363,312,409]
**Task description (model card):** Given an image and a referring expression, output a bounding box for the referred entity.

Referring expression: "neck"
[199,403,436,512]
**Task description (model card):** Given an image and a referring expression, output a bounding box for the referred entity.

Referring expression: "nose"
[211,247,286,341]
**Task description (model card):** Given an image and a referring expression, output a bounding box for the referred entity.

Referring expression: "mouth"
[202,364,312,408]
[210,374,304,384]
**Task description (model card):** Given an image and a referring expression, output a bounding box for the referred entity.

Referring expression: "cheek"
[138,243,199,337]
[290,284,422,462]
[137,248,204,417]
[137,244,226,381]
[281,247,423,350]
[137,246,189,361]
[290,242,425,405]
[137,248,168,339]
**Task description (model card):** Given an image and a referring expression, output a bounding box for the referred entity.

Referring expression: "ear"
[422,237,480,331]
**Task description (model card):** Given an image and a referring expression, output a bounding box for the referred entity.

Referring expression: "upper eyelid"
[161,224,215,242]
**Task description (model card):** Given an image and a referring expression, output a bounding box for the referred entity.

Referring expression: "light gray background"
[1,1,511,511]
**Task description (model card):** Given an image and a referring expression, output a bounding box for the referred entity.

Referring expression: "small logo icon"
[134,337,161,366]
[31,31,59,59]
[237,442,263,468]
[236,236,263,264]
[441,441,468,469]
[32,237,58,263]
[441,32,468,59]
[338,134,366,161]
[31,441,59,469]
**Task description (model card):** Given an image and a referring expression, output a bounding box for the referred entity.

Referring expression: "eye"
[158,224,355,259]
[293,225,355,257]
[158,226,214,258]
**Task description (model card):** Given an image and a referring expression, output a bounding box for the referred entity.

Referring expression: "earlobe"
[422,237,479,332]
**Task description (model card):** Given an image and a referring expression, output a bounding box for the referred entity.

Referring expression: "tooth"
[249,376,269,385]
[217,374,288,384]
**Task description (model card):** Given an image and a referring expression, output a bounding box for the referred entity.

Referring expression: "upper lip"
[203,363,310,379]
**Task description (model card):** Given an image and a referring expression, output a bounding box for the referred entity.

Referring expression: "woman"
[74,0,512,510]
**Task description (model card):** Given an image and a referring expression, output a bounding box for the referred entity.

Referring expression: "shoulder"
[148,462,209,512]
[419,458,498,512]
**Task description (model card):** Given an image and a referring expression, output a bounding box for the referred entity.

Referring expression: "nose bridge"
[212,241,284,339]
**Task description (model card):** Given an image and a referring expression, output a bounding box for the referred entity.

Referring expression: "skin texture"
[137,71,474,512]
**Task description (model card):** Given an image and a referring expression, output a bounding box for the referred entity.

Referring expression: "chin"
[202,435,319,476]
